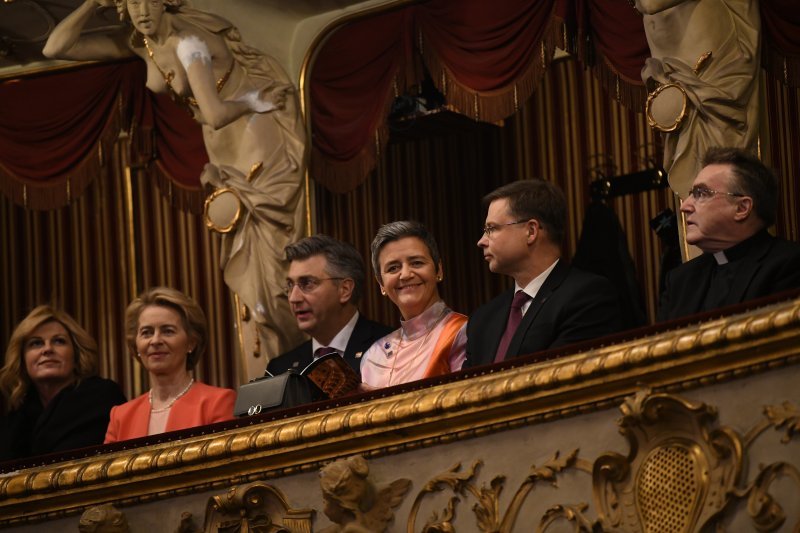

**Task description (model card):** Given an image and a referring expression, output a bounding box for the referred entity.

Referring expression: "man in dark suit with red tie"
[657,147,800,321]
[463,180,622,369]
[266,235,392,377]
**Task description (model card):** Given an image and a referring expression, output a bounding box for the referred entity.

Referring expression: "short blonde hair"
[125,287,208,369]
[0,306,98,412]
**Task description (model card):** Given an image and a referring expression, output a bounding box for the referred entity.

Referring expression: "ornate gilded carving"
[409,450,580,533]
[318,455,411,533]
[593,390,743,532]
[405,390,800,532]
[2,297,800,526]
[743,461,800,532]
[764,401,800,443]
[78,504,130,533]
[539,504,595,532]
[180,482,312,533]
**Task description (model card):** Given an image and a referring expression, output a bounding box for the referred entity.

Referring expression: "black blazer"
[657,232,800,321]
[464,261,622,368]
[266,315,393,378]
[0,376,126,462]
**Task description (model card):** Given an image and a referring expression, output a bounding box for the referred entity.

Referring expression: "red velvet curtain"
[416,0,561,122]
[2,1,800,207]
[309,0,800,194]
[309,9,414,193]
[0,64,129,209]
[0,61,206,212]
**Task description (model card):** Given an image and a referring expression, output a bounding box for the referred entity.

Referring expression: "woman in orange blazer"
[105,287,236,443]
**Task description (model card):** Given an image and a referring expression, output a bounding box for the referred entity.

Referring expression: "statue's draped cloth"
[643,0,760,195]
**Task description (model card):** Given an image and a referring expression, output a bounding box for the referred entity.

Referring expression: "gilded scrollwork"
[538,503,596,532]
[763,401,800,443]
[405,389,799,532]
[593,390,743,532]
[318,455,411,533]
[410,450,580,533]
[742,461,800,532]
[409,461,481,532]
[179,482,313,533]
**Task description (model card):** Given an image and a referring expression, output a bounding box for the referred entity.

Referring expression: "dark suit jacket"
[266,315,392,378]
[0,376,126,461]
[657,231,800,321]
[464,261,622,368]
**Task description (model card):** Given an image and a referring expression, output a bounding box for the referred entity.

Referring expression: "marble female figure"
[637,0,760,199]
[44,0,307,364]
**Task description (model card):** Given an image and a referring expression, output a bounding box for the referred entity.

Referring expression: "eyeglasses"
[679,186,746,202]
[481,220,529,239]
[284,277,344,295]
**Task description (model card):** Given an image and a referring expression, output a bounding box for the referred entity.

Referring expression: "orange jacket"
[104,382,235,443]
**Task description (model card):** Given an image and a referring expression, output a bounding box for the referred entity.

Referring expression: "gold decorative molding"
[400,390,800,532]
[593,390,743,531]
[409,451,581,533]
[2,297,800,526]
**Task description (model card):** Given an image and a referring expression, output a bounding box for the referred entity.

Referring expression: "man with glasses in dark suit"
[463,179,622,369]
[657,147,800,321]
[265,235,392,377]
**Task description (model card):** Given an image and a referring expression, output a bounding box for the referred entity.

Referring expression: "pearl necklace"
[149,378,194,413]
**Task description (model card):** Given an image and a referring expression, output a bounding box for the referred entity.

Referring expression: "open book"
[299,352,361,399]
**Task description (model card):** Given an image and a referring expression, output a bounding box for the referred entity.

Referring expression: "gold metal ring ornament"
[203,187,243,233]
[646,83,689,133]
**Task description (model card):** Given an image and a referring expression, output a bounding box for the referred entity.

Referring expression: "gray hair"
[285,235,366,303]
[370,221,441,279]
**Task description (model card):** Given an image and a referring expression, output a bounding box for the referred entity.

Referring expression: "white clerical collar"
[713,251,729,265]
[312,311,360,355]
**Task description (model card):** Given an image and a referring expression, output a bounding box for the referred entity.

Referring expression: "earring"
[380,287,387,296]
[436,275,443,282]
[136,352,141,357]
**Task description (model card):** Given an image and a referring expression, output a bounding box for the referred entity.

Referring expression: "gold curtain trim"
[591,58,648,110]
[151,160,206,214]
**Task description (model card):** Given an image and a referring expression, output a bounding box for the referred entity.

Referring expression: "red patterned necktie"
[494,290,531,363]
[314,346,339,360]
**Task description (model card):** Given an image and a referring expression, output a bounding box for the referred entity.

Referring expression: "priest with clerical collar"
[657,147,800,321]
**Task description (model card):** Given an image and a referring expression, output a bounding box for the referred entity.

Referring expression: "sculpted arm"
[177,35,281,130]
[43,0,131,60]
[634,0,690,15]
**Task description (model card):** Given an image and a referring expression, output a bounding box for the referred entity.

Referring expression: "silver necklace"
[149,378,194,413]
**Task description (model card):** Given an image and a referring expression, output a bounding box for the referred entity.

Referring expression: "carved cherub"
[78,504,131,533]
[319,455,411,533]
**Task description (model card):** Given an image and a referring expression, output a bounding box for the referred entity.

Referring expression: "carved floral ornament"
[77,389,799,532]
[2,297,799,526]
